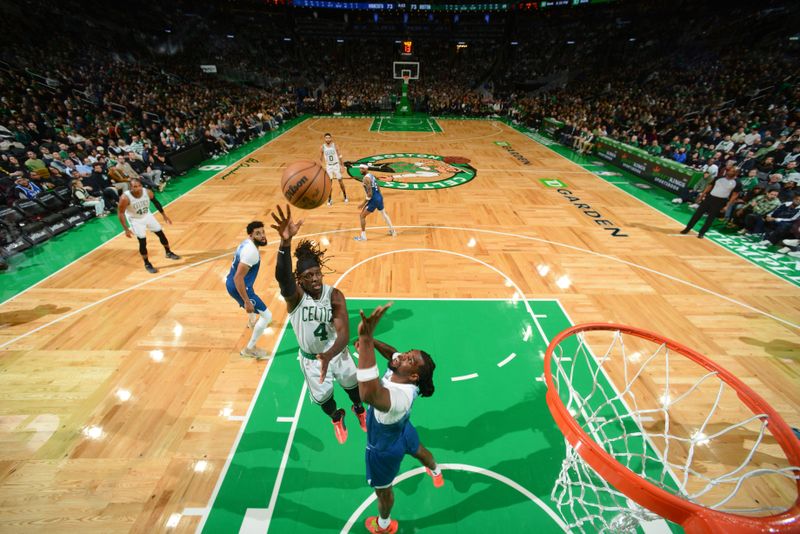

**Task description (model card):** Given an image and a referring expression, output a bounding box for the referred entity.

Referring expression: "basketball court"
[0,116,798,533]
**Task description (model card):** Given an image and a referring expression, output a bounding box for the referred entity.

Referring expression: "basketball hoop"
[544,323,800,533]
[402,74,410,85]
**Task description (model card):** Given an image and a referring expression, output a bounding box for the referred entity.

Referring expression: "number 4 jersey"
[288,284,338,355]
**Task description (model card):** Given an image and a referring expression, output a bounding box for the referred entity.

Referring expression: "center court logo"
[345,153,477,190]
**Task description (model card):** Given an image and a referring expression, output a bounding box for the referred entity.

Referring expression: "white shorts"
[299,347,357,403]
[128,213,162,239]
[326,165,342,180]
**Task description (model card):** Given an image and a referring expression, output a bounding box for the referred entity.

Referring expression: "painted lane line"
[497,353,517,367]
[182,508,206,517]
[275,417,294,423]
[195,321,290,532]
[240,508,270,534]
[257,383,307,533]
[451,373,479,382]
[534,314,548,318]
[227,415,246,422]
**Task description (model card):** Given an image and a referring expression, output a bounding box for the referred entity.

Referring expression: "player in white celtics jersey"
[271,204,365,444]
[117,177,180,273]
[320,133,348,206]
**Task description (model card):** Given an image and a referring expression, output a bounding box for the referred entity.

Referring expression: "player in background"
[355,302,442,534]
[271,204,366,443]
[355,164,396,241]
[225,221,273,359]
[321,133,348,206]
[117,177,180,273]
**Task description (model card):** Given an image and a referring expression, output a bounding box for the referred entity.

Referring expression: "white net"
[548,327,800,533]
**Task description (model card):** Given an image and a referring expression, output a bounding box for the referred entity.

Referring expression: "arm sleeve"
[151,195,164,214]
[275,245,297,297]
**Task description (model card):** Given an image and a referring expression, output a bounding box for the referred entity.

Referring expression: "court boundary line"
[0,119,304,308]
[3,224,797,351]
[504,122,798,288]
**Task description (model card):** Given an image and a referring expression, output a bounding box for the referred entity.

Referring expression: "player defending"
[355,164,396,241]
[355,303,442,534]
[225,221,273,359]
[321,133,348,206]
[271,204,366,443]
[117,177,180,273]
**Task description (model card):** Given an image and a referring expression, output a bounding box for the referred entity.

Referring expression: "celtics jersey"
[322,143,340,167]
[123,190,151,219]
[289,284,337,355]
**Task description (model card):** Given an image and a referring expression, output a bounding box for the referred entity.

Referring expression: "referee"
[681,167,742,239]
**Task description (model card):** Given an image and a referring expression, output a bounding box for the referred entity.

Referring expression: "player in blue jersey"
[355,164,396,241]
[355,302,442,534]
[226,221,273,359]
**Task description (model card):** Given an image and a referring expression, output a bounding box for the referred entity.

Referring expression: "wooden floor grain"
[0,118,797,532]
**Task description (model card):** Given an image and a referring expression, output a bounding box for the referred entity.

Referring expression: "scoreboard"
[291,0,615,11]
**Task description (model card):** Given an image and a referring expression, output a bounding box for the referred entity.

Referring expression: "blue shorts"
[225,281,266,313]
[365,195,384,213]
[365,422,420,488]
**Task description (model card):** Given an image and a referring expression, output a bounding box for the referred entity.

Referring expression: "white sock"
[360,231,366,239]
[378,516,391,529]
[379,209,394,232]
[431,465,441,476]
[247,311,272,349]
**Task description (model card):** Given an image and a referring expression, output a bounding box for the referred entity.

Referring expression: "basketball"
[281,160,332,209]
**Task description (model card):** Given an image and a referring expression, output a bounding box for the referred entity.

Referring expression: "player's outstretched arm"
[117,195,132,238]
[149,190,171,224]
[271,204,304,311]
[356,303,393,411]
[316,288,350,384]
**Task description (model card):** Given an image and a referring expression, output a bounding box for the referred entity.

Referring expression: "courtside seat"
[18,221,52,246]
[14,199,50,222]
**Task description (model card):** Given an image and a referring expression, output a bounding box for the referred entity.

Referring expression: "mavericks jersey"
[124,190,151,219]
[322,143,340,167]
[226,238,260,288]
[289,284,337,355]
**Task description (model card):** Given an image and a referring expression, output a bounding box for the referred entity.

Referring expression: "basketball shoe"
[240,346,268,359]
[426,467,445,488]
[365,517,398,534]
[352,405,367,432]
[332,409,347,444]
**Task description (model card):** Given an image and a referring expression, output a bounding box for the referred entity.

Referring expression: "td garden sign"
[345,153,477,190]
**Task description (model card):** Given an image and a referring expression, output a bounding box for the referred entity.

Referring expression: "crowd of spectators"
[1,0,798,264]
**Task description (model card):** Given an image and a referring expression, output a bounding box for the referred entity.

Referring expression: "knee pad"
[258,307,273,324]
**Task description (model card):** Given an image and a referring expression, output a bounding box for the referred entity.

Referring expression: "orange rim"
[544,323,800,533]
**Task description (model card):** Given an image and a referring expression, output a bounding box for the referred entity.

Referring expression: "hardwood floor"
[0,118,798,532]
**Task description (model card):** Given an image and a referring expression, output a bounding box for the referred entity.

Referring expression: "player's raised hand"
[316,352,333,384]
[358,302,393,338]
[270,204,304,241]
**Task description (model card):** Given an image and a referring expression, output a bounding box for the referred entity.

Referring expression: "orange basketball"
[281,160,332,210]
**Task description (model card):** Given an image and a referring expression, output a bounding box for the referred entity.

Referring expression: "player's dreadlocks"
[416,350,436,397]
[293,239,330,280]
